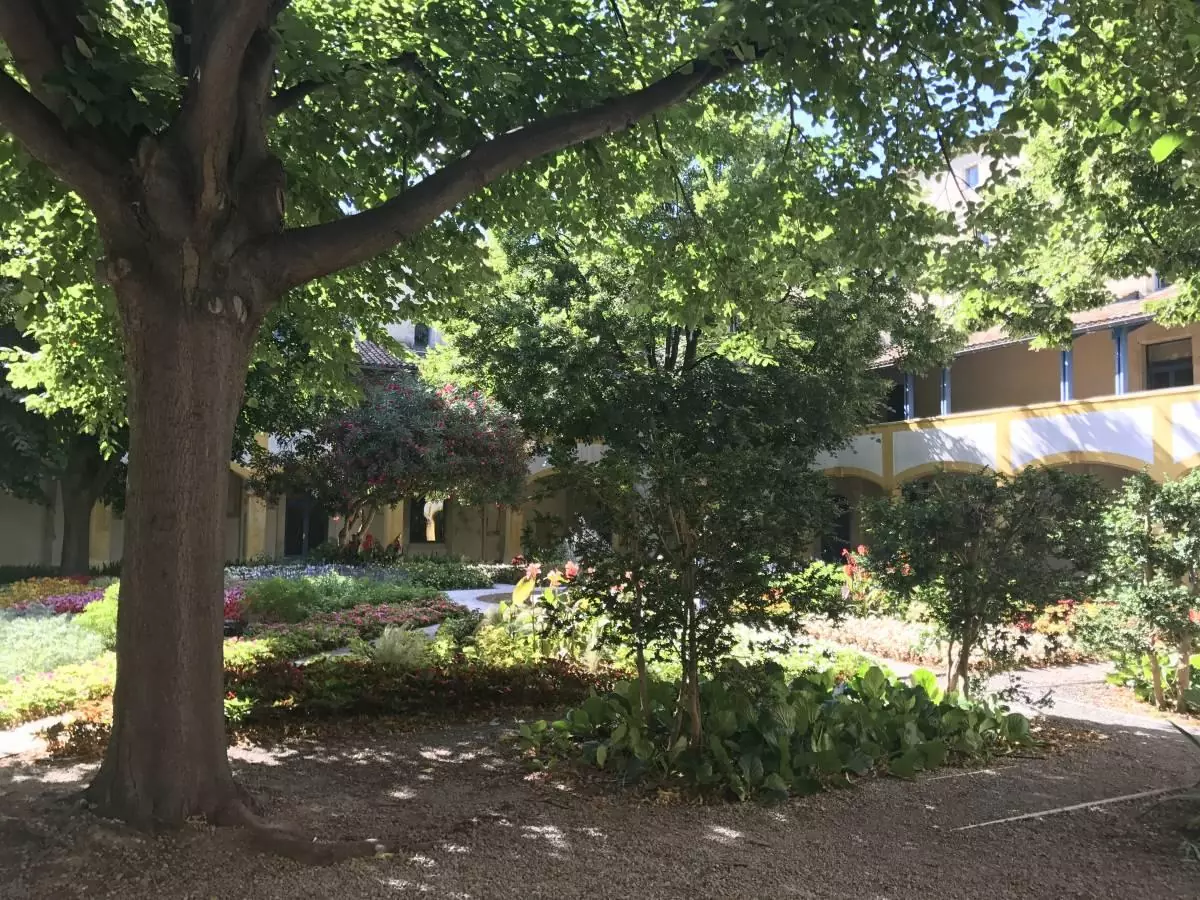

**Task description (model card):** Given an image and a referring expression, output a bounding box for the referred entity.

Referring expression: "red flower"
[563,561,580,580]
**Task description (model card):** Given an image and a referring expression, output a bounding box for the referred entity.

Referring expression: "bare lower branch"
[0,70,126,227]
[262,52,752,290]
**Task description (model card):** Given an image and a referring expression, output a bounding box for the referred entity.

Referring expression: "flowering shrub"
[0,576,96,609]
[0,653,116,729]
[223,587,245,622]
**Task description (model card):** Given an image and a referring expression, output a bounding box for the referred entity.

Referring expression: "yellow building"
[0,332,585,569]
[820,288,1199,549]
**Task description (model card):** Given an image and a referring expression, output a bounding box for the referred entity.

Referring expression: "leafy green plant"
[862,467,1106,694]
[520,661,1030,800]
[399,558,498,591]
[373,625,434,669]
[0,612,107,679]
[241,577,323,623]
[74,583,119,650]
[1082,472,1200,713]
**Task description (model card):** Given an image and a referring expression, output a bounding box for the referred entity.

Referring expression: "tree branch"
[0,70,126,227]
[0,0,86,112]
[270,51,452,117]
[262,51,753,290]
[179,0,276,218]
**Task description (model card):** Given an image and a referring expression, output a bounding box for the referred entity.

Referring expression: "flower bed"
[803,614,1095,672]
[0,576,97,609]
[0,653,116,729]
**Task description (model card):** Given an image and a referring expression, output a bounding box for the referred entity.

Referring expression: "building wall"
[948,342,1059,413]
[0,493,54,566]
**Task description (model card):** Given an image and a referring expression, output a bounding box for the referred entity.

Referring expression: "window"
[882,379,906,423]
[412,322,431,352]
[963,165,980,188]
[1146,338,1193,390]
[408,497,446,544]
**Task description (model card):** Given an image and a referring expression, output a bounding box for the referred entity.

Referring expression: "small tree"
[249,372,526,546]
[862,467,1107,695]
[1090,472,1200,713]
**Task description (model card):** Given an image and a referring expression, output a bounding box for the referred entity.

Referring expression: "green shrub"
[520,661,1031,800]
[398,558,495,590]
[330,579,444,609]
[438,610,485,648]
[373,625,433,669]
[0,653,116,728]
[224,655,611,721]
[242,577,323,623]
[75,583,120,650]
[0,613,108,679]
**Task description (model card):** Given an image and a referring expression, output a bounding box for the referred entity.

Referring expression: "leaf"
[74,36,93,58]
[595,743,608,768]
[510,576,535,606]
[889,749,923,779]
[1151,133,1186,163]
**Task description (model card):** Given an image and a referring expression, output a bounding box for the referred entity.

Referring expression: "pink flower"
[624,571,633,580]
[563,561,580,580]
[525,562,542,580]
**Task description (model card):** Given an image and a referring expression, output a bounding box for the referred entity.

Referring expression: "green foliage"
[239,573,447,623]
[520,661,1030,799]
[862,467,1107,693]
[397,558,500,590]
[74,582,119,650]
[1079,472,1200,712]
[373,625,434,669]
[0,653,115,729]
[247,371,527,545]
[437,610,485,648]
[242,577,323,623]
[0,612,106,679]
[225,656,611,723]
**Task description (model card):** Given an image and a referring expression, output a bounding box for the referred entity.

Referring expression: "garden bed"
[802,614,1096,673]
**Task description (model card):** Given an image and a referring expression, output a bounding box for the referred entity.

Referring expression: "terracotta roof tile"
[355,339,406,369]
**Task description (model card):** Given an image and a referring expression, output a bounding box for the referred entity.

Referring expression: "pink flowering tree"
[248,372,526,547]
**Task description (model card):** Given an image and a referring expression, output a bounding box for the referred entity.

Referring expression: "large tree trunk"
[86,276,256,828]
[58,483,94,576]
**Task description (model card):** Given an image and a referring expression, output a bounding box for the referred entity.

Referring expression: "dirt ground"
[1,717,1198,900]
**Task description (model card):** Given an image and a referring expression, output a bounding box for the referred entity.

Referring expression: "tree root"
[216,800,388,865]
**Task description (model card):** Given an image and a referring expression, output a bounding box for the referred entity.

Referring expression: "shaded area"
[1,717,1197,899]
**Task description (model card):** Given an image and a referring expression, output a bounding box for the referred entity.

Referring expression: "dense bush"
[0,612,107,679]
[521,661,1031,800]
[395,558,498,590]
[74,583,120,649]
[224,655,611,722]
[241,577,323,623]
[0,654,116,728]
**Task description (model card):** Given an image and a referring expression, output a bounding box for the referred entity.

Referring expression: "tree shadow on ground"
[1,716,1198,899]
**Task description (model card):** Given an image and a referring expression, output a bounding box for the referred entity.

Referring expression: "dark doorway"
[820,496,853,563]
[284,495,329,557]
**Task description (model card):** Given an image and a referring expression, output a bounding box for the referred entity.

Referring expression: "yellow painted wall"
[0,493,54,566]
[949,342,1059,413]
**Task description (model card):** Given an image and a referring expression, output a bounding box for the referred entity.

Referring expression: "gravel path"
[2,717,1197,899]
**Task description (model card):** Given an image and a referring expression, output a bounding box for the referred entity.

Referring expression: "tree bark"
[58,483,94,576]
[86,277,256,828]
[1176,633,1192,714]
[1148,641,1167,709]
